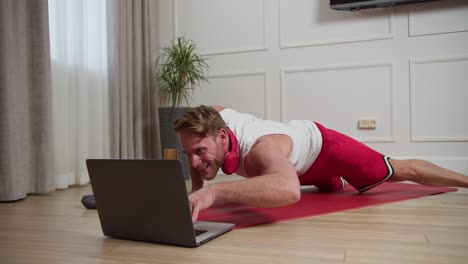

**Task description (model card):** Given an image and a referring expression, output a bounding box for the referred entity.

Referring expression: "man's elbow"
[280,176,301,204]
[281,186,301,205]
[289,188,301,203]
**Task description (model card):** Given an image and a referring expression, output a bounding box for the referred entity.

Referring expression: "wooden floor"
[1,176,467,264]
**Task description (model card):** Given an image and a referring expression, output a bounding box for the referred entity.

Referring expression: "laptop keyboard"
[194,229,207,236]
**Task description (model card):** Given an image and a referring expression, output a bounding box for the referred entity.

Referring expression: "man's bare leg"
[388,159,468,188]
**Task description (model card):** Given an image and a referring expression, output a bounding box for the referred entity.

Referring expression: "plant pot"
[158,106,192,180]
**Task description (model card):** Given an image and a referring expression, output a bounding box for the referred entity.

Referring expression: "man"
[174,105,468,221]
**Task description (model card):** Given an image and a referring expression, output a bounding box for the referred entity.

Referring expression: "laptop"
[86,159,235,247]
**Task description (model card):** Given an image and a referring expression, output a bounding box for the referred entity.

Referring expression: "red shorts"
[299,122,394,193]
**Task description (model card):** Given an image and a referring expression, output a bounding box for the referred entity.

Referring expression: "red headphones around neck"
[221,128,239,175]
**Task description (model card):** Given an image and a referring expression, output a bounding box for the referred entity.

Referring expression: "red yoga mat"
[197,182,457,229]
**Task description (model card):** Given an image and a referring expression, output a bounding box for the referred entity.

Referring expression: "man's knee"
[388,159,420,182]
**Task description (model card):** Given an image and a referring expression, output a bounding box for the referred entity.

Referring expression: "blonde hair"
[173,105,226,137]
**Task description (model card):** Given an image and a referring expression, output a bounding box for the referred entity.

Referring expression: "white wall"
[158,0,468,173]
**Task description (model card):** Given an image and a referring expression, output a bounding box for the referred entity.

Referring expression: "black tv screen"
[330,0,442,11]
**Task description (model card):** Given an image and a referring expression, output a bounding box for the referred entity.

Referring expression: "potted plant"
[154,37,209,180]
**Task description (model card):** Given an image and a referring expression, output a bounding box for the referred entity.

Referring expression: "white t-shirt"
[220,108,322,177]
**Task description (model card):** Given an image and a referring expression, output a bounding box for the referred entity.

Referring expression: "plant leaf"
[154,37,209,108]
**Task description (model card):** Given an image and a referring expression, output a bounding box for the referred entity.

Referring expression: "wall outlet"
[358,118,376,130]
[368,119,377,129]
[358,119,369,129]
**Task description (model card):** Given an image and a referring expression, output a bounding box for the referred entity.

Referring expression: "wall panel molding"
[201,71,269,119]
[279,0,394,49]
[281,62,396,143]
[173,0,268,55]
[408,0,468,37]
[410,55,468,142]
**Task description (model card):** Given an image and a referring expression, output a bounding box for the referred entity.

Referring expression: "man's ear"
[219,128,228,145]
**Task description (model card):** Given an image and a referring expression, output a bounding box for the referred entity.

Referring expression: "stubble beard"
[200,158,222,181]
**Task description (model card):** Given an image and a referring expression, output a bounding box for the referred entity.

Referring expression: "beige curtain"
[49,0,110,187]
[106,0,161,159]
[0,0,54,201]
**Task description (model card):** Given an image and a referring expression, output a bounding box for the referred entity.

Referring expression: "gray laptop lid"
[86,159,234,247]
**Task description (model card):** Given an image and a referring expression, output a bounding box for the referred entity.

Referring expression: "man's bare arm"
[209,135,300,206]
[188,134,300,220]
